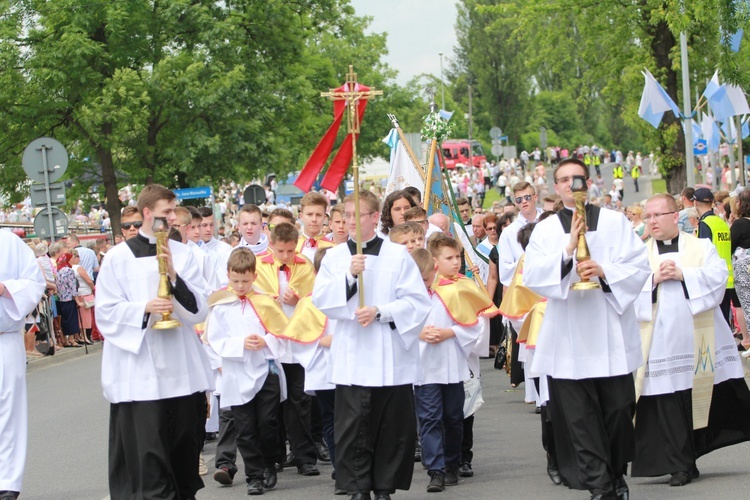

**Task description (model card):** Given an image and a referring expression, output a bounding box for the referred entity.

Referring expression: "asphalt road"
[21,349,750,500]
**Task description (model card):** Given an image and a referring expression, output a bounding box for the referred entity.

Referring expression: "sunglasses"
[514,194,533,204]
[122,221,143,230]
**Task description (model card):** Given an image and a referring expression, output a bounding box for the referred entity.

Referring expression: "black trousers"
[335,384,416,495]
[460,415,474,464]
[548,375,635,492]
[509,325,524,387]
[316,389,336,467]
[534,377,557,463]
[232,373,282,482]
[281,363,317,465]
[109,392,206,500]
[214,396,238,475]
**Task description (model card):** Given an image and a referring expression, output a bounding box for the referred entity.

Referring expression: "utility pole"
[468,84,473,168]
[680,32,695,187]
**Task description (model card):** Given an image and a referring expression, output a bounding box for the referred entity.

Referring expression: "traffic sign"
[489,127,503,140]
[243,184,266,205]
[173,186,212,200]
[30,182,66,208]
[22,137,68,183]
[491,145,503,157]
[33,207,68,239]
[694,139,707,155]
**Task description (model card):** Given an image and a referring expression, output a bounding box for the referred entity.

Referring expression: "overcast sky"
[349,0,459,86]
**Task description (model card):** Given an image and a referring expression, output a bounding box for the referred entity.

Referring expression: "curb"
[26,341,103,374]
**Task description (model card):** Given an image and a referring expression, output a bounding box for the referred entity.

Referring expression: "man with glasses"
[403,206,441,242]
[120,206,143,241]
[523,158,650,500]
[631,193,750,487]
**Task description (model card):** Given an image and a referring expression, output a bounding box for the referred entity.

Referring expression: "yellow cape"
[282,294,328,344]
[207,288,289,337]
[432,274,500,326]
[499,254,544,320]
[296,235,335,254]
[254,252,316,300]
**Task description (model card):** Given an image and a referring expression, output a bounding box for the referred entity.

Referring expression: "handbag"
[83,294,96,309]
[494,343,507,371]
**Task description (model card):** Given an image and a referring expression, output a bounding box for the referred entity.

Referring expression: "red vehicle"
[441,140,486,169]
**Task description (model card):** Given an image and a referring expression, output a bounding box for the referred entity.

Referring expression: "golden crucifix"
[321,65,382,307]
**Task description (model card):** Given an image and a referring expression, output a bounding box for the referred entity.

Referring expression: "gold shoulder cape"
[207,288,288,337]
[281,294,328,344]
[255,252,316,299]
[432,274,499,326]
[498,254,544,320]
[296,235,335,254]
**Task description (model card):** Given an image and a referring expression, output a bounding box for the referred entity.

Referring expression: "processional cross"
[320,66,382,307]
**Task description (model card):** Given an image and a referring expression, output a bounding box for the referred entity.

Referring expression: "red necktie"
[308,237,317,249]
[280,264,291,281]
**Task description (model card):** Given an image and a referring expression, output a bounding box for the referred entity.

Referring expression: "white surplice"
[498,208,542,287]
[96,236,214,403]
[0,231,46,492]
[290,322,336,394]
[416,293,482,385]
[187,240,222,291]
[203,237,233,287]
[312,239,431,387]
[635,234,743,396]
[207,300,287,409]
[525,207,650,379]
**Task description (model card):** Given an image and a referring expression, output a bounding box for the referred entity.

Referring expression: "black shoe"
[535,406,542,414]
[0,492,18,500]
[427,470,445,492]
[458,462,474,477]
[262,467,277,490]
[335,487,348,495]
[205,432,217,441]
[350,494,371,500]
[213,466,235,485]
[282,451,296,468]
[589,488,616,500]
[444,465,459,486]
[373,494,391,500]
[414,442,422,462]
[297,463,320,476]
[546,453,562,485]
[614,476,629,500]
[669,471,692,486]
[315,440,331,463]
[274,462,284,472]
[247,478,264,495]
[690,464,700,478]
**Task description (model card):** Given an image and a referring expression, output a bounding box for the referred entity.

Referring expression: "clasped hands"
[653,259,683,285]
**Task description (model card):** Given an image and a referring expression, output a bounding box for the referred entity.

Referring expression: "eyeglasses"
[171,223,190,229]
[485,226,497,231]
[344,211,375,220]
[122,221,143,230]
[514,194,533,204]
[413,219,429,225]
[643,211,676,221]
[555,176,574,184]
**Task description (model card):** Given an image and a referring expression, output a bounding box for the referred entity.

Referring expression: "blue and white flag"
[702,71,721,100]
[383,128,424,197]
[729,29,744,53]
[638,69,680,128]
[701,113,722,152]
[706,80,750,122]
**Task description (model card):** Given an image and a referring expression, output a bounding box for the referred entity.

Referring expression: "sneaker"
[426,471,445,492]
[213,466,234,485]
[198,455,208,476]
[414,442,422,463]
[247,478,264,495]
[444,465,459,486]
[458,462,473,478]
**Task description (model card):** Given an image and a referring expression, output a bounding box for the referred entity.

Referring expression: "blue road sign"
[693,139,707,156]
[173,186,212,200]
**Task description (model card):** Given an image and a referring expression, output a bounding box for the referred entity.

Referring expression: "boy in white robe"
[631,194,750,486]
[96,185,214,499]
[207,248,289,495]
[413,241,486,493]
[0,230,46,498]
[524,159,650,499]
[312,190,431,499]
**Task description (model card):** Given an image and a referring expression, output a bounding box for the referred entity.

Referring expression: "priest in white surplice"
[524,159,650,500]
[96,185,214,499]
[631,194,750,487]
[0,230,46,498]
[312,190,431,499]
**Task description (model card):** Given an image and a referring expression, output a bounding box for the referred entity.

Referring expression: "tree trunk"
[97,123,122,237]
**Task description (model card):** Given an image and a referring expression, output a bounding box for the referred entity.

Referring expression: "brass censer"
[151,217,182,329]
[570,176,601,291]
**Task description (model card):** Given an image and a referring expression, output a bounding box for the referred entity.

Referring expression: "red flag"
[295,83,370,193]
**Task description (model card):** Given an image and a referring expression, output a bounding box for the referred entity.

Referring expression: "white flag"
[383,128,424,197]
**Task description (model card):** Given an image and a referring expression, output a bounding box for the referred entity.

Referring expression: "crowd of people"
[3,155,750,500]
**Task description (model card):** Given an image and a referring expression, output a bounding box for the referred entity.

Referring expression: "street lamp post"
[439,52,445,110]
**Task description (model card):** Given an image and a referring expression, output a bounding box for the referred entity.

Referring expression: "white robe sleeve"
[597,222,651,315]
[0,235,46,324]
[312,253,356,321]
[94,254,150,354]
[263,334,286,360]
[207,307,246,361]
[524,227,577,300]
[451,321,482,358]
[681,242,728,315]
[498,225,520,286]
[171,248,208,326]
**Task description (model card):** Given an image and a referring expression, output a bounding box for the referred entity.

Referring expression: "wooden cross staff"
[321,66,382,307]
